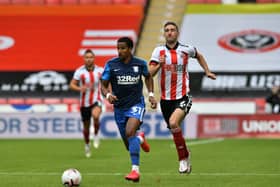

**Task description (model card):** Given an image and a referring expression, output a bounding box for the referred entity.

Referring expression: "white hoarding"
[0,112,197,139]
[180,14,280,72]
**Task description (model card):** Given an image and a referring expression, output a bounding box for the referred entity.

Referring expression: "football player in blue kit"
[101,37,157,182]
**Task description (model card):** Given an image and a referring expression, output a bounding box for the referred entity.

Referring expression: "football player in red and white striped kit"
[70,49,104,158]
[149,21,216,174]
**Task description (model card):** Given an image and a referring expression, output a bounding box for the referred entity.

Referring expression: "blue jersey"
[101,56,149,109]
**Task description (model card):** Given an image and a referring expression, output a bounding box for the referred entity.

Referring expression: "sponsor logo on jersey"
[116,75,140,85]
[133,66,139,73]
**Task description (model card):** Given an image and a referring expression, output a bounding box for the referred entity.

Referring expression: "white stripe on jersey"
[73,65,104,107]
[150,43,196,100]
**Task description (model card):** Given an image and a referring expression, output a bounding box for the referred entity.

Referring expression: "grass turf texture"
[0,138,279,187]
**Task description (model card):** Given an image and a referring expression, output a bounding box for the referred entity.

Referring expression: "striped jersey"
[150,42,197,100]
[73,65,104,107]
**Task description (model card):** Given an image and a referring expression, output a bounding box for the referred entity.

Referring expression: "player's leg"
[80,106,92,158]
[125,117,141,182]
[114,108,129,150]
[160,96,192,174]
[92,104,102,148]
[170,95,192,174]
[137,131,150,152]
[124,101,146,182]
[169,109,191,173]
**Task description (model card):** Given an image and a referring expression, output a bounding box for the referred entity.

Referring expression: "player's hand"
[80,85,88,93]
[81,84,94,93]
[107,93,118,104]
[206,72,216,80]
[159,55,165,66]
[149,96,157,109]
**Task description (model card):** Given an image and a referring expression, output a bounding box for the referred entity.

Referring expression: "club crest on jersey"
[133,66,139,73]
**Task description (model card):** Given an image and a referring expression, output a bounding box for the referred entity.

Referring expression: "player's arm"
[69,79,87,93]
[100,79,110,97]
[101,62,117,104]
[144,73,157,109]
[149,61,161,77]
[101,79,117,104]
[196,51,216,80]
[149,48,164,77]
[144,62,157,109]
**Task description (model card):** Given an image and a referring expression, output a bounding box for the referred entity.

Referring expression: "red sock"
[83,129,90,144]
[172,128,189,161]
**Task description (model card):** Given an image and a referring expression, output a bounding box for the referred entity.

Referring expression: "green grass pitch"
[0,138,279,187]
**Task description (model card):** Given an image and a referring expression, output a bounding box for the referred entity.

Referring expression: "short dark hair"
[164,21,179,31]
[84,49,94,55]
[117,37,133,49]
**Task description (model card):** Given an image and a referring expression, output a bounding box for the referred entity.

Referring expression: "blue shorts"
[114,99,146,140]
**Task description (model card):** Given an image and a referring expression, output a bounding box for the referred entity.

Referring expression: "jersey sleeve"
[101,62,111,80]
[150,47,160,64]
[188,45,197,58]
[73,69,80,80]
[141,60,149,77]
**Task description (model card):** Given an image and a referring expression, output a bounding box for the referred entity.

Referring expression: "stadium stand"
[187,0,280,3]
[61,0,79,5]
[0,0,147,5]
[0,0,10,4]
[0,0,148,112]
[45,0,61,5]
[11,0,28,4]
[187,0,221,3]
[29,0,45,5]
[0,0,278,114]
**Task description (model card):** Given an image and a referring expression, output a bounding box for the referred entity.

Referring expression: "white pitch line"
[187,138,225,146]
[170,138,224,148]
[0,172,279,176]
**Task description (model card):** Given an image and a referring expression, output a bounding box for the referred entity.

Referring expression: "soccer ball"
[61,168,82,187]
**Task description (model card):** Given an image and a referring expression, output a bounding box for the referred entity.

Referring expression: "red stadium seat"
[28,0,45,5]
[0,0,11,4]
[95,0,112,4]
[44,98,61,104]
[79,0,95,4]
[8,98,25,104]
[12,0,28,4]
[113,0,129,4]
[187,0,205,3]
[0,98,7,104]
[62,98,79,104]
[256,0,273,2]
[129,0,147,5]
[206,0,221,3]
[45,0,61,5]
[62,0,78,4]
[25,98,43,104]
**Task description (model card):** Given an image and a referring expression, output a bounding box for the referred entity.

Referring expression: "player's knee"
[93,118,99,124]
[83,120,91,129]
[125,129,134,138]
[169,119,178,129]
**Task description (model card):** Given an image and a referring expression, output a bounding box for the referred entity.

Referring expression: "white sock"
[137,135,144,144]
[132,165,139,173]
